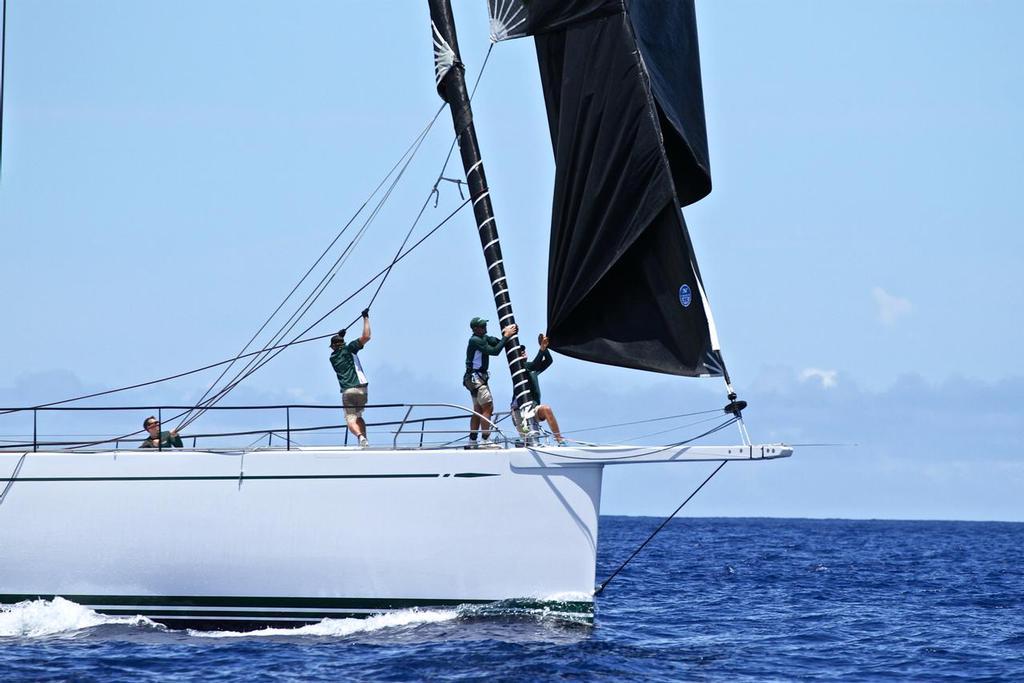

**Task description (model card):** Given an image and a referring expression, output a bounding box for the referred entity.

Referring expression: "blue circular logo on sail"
[679,284,692,308]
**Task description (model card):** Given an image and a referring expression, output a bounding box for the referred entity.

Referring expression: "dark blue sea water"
[2,517,1022,681]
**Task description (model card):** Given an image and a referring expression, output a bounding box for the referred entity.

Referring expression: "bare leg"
[480,402,494,440]
[345,415,363,438]
[537,405,563,441]
[357,417,367,439]
[469,414,481,441]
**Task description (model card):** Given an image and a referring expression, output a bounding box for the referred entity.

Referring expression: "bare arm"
[359,309,371,345]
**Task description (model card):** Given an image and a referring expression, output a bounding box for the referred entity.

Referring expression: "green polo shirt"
[140,431,184,449]
[524,348,553,403]
[466,333,510,374]
[331,339,368,391]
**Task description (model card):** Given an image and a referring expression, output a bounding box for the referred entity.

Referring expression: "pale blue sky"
[1,1,1022,520]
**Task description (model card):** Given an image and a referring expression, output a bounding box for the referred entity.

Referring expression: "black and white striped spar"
[428,0,537,424]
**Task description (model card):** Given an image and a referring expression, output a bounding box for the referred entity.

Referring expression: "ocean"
[1,517,1022,681]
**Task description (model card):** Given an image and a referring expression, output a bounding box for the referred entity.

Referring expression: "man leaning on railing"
[139,416,183,449]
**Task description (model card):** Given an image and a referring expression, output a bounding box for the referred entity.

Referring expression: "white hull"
[0,443,789,628]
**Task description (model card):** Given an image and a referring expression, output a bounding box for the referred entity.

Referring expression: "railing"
[0,403,524,453]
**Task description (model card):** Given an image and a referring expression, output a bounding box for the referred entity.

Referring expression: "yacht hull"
[0,448,602,628]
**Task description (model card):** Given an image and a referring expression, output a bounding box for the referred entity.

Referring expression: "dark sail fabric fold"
[489,0,723,377]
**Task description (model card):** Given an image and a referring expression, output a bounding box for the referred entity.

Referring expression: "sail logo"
[679,284,692,308]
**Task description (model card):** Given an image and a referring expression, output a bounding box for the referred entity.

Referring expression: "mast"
[428,0,536,425]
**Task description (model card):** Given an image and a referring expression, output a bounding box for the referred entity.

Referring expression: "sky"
[1,1,1022,521]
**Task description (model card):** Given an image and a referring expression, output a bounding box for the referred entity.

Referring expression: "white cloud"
[799,368,838,388]
[873,286,912,324]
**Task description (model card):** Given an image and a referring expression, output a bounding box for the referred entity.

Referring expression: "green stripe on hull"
[0,593,593,614]
[0,472,500,483]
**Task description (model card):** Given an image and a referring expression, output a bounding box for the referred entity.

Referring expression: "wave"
[0,597,158,638]
[0,593,591,640]
[191,606,460,639]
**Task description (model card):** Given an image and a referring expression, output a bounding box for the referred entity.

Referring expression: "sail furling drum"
[489,0,731,383]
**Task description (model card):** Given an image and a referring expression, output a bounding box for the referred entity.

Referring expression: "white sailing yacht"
[0,0,792,630]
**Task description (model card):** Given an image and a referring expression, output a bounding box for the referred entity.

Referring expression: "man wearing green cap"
[464,317,517,448]
[330,308,372,447]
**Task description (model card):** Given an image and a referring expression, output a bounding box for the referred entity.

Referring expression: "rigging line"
[2,199,471,422]
[0,452,26,507]
[557,409,723,436]
[530,412,722,445]
[432,43,494,204]
[527,417,739,462]
[175,197,476,427]
[604,414,726,446]
[178,104,446,428]
[594,460,728,596]
[367,45,496,310]
[180,116,439,425]
[188,44,498,425]
[181,180,411,430]
[178,116,442,429]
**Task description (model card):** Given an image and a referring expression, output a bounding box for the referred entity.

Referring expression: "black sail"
[489,0,725,378]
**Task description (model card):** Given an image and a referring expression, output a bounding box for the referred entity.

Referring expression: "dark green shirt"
[524,348,553,403]
[331,339,367,391]
[140,431,184,449]
[466,333,510,373]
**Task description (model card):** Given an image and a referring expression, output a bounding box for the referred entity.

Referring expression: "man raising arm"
[463,316,517,448]
[330,308,372,447]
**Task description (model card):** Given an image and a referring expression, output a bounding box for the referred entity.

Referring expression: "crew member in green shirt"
[330,308,372,447]
[464,316,517,448]
[516,333,567,446]
[139,416,184,449]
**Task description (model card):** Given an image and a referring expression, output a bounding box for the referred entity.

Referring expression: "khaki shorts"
[464,373,493,408]
[342,386,368,418]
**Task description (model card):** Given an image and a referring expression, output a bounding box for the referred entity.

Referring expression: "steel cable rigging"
[1,47,497,432]
[176,45,498,430]
[174,104,447,430]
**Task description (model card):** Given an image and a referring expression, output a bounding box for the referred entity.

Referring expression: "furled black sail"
[489,0,725,378]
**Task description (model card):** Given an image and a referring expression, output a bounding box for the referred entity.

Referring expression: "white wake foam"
[190,607,460,638]
[0,597,157,637]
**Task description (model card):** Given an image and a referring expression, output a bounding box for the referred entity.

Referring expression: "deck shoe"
[358,435,369,447]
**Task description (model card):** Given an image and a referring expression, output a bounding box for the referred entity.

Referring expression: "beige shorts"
[465,374,493,408]
[342,386,368,418]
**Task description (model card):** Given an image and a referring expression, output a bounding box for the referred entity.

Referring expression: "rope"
[557,409,722,436]
[364,45,494,316]
[20,199,470,449]
[603,413,726,445]
[177,104,446,428]
[177,109,444,429]
[179,193,471,430]
[3,45,500,439]
[180,44,497,429]
[0,452,26,507]
[594,460,728,596]
[528,416,739,462]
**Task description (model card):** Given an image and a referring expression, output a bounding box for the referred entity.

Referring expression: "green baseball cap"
[469,316,488,328]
